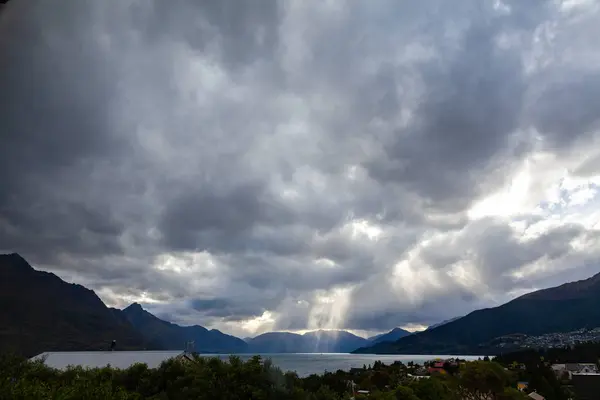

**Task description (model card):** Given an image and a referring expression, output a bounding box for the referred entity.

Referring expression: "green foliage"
[455,361,514,400]
[409,377,455,400]
[393,386,420,400]
[0,354,547,400]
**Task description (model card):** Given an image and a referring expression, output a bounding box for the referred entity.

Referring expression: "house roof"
[528,392,545,400]
[565,363,581,371]
[30,350,187,370]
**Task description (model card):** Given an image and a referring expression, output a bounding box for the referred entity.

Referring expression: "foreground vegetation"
[0,353,538,400]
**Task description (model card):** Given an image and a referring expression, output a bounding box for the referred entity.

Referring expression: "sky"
[1,0,600,339]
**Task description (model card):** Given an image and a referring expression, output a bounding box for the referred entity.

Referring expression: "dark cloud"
[190,298,267,320]
[531,73,600,148]
[366,21,528,212]
[2,0,600,336]
[0,1,130,264]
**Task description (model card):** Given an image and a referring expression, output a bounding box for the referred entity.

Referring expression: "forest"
[0,353,534,400]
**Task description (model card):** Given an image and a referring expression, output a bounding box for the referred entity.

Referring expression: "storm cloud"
[2,0,600,337]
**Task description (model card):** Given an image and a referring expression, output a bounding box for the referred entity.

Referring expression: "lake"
[198,353,482,377]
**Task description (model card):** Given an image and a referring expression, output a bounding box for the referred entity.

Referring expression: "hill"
[354,271,600,354]
[247,330,370,353]
[0,253,148,356]
[121,303,247,353]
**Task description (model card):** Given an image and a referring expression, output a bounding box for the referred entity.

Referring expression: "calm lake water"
[199,353,482,377]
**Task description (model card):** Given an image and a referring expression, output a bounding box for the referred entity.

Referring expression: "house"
[551,363,566,373]
[517,381,528,391]
[427,366,446,375]
[29,350,192,370]
[528,392,545,400]
[552,363,598,380]
[579,363,598,373]
[433,361,445,368]
[565,363,581,373]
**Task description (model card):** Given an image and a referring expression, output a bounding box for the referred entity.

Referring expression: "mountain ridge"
[121,302,247,353]
[247,329,370,353]
[368,327,412,344]
[354,269,600,354]
[0,253,149,356]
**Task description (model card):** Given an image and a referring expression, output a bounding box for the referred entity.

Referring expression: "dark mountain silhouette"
[0,253,147,357]
[121,303,247,353]
[426,316,461,330]
[247,330,369,353]
[368,327,412,344]
[246,332,309,353]
[354,271,600,354]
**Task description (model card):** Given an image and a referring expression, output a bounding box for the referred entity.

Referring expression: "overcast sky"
[2,0,600,338]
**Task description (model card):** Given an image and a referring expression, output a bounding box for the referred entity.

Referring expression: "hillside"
[426,316,461,330]
[122,303,247,353]
[247,330,370,353]
[0,253,148,356]
[354,271,600,354]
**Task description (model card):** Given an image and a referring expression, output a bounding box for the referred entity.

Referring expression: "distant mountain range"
[0,253,405,355]
[7,252,600,357]
[246,330,370,353]
[367,327,412,344]
[121,303,247,353]
[354,271,600,354]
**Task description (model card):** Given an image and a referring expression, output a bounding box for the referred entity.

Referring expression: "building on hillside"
[579,363,598,373]
[427,366,446,375]
[517,381,528,391]
[528,392,545,400]
[29,350,192,370]
[571,372,600,400]
[551,363,566,372]
[552,363,598,380]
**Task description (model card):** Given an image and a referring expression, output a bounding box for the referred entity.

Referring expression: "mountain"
[122,303,247,353]
[368,327,412,344]
[246,332,309,353]
[304,330,370,352]
[354,271,600,354]
[247,330,370,353]
[426,317,461,330]
[0,253,148,357]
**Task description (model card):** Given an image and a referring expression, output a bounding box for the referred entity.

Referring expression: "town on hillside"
[490,328,600,351]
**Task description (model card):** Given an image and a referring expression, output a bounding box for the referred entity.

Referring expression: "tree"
[372,370,392,389]
[410,377,453,400]
[456,361,510,400]
[394,385,421,400]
